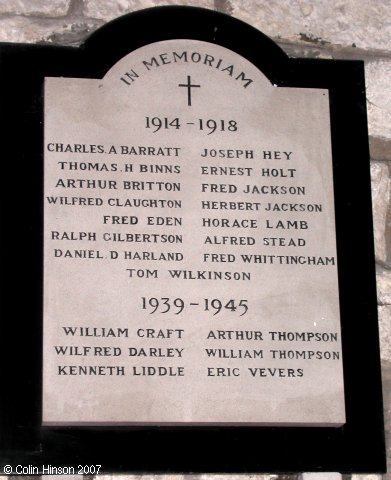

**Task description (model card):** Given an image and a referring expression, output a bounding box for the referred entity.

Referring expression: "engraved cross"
[178,75,200,106]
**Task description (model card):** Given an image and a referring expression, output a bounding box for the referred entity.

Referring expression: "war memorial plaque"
[43,39,344,426]
[0,6,386,473]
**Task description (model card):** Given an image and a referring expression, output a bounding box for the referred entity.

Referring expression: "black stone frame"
[0,5,386,474]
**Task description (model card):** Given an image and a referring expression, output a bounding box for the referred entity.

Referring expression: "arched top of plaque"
[81,6,290,85]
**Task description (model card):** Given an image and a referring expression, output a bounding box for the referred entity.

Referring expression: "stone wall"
[0,1,389,479]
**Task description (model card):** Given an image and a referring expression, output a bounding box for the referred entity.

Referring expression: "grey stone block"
[83,0,214,22]
[371,162,391,266]
[229,0,391,52]
[0,0,70,17]
[365,60,391,141]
